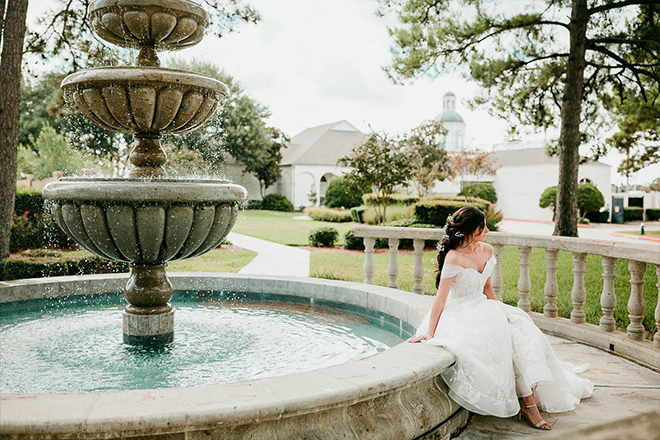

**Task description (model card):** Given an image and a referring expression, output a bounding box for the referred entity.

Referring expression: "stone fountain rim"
[42,178,248,203]
[90,0,210,24]
[0,274,464,439]
[61,66,230,99]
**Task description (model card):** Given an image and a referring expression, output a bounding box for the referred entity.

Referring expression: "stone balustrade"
[353,226,660,370]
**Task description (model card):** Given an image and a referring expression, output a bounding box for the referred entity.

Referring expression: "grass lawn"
[617,230,660,237]
[232,209,357,246]
[168,247,256,273]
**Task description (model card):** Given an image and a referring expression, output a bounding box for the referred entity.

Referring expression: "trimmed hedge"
[0,251,129,281]
[14,185,46,215]
[362,193,419,206]
[624,207,644,222]
[344,229,365,251]
[414,199,489,227]
[304,207,353,222]
[646,208,660,221]
[350,206,368,223]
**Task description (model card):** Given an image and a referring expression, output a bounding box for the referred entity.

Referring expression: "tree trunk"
[553,0,588,237]
[0,0,29,260]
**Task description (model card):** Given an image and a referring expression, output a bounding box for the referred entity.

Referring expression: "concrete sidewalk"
[227,232,310,277]
[455,334,660,439]
[499,219,660,245]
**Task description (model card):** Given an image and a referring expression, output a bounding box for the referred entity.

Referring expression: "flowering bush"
[10,211,72,252]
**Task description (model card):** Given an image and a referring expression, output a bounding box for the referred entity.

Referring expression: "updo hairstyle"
[435,207,486,288]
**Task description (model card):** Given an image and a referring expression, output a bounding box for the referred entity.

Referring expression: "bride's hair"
[435,207,486,288]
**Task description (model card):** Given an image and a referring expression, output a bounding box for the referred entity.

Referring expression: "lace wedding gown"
[416,255,593,417]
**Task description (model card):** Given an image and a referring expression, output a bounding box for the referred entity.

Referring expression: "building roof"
[490,147,610,168]
[436,109,464,123]
[280,120,366,166]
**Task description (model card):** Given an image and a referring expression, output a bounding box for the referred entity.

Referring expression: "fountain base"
[123,308,174,346]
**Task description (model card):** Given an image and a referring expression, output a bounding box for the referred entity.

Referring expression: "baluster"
[517,246,532,312]
[491,244,504,301]
[627,260,647,341]
[363,237,375,285]
[543,249,559,318]
[388,238,399,289]
[570,253,587,324]
[654,265,660,349]
[599,256,617,332]
[412,239,425,295]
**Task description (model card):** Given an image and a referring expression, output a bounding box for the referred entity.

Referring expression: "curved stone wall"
[0,274,469,439]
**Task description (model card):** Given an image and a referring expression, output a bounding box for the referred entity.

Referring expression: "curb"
[611,233,660,243]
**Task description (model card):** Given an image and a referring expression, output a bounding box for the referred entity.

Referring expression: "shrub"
[458,182,498,204]
[10,211,72,251]
[483,204,503,231]
[0,251,128,282]
[308,227,339,247]
[304,207,353,222]
[344,229,365,250]
[245,199,262,210]
[324,176,369,209]
[577,183,605,218]
[260,194,294,212]
[362,204,415,225]
[578,217,591,225]
[362,193,419,206]
[414,199,489,226]
[350,206,368,223]
[310,270,350,281]
[645,208,660,221]
[624,207,644,222]
[15,185,45,215]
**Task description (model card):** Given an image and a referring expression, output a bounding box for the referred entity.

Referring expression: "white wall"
[281,164,349,208]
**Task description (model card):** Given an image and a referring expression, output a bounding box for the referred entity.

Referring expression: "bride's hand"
[407,332,433,343]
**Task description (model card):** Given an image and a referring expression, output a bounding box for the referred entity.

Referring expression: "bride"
[408,207,593,430]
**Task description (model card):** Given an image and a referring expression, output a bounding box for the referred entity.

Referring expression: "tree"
[381,0,660,237]
[324,176,370,209]
[338,131,415,224]
[400,120,452,197]
[0,0,260,260]
[539,183,604,220]
[449,149,500,190]
[0,0,29,260]
[17,124,87,179]
[164,60,287,193]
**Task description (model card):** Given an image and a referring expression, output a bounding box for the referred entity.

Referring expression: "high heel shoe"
[518,403,552,430]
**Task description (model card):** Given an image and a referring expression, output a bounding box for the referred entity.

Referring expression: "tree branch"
[588,0,657,16]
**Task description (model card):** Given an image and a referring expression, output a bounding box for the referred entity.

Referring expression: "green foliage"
[400,121,452,196]
[309,270,350,281]
[164,61,286,192]
[362,193,419,206]
[338,131,415,224]
[646,208,660,221]
[540,184,605,218]
[324,176,369,209]
[0,250,128,281]
[304,207,353,223]
[576,183,605,217]
[14,186,45,215]
[362,205,415,225]
[17,124,87,179]
[458,182,498,204]
[624,207,644,222]
[308,227,339,247]
[344,229,365,251]
[161,143,208,177]
[483,204,503,232]
[260,194,294,212]
[414,199,484,227]
[449,150,501,183]
[10,211,73,251]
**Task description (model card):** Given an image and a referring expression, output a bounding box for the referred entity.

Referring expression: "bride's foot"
[519,398,552,430]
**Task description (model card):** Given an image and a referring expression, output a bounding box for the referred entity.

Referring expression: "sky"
[25,0,658,186]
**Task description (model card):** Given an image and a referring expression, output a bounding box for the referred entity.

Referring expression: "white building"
[278,120,366,209]
[434,91,466,152]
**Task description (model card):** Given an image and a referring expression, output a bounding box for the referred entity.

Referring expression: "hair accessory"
[446,215,454,224]
[455,231,464,238]
[436,242,445,252]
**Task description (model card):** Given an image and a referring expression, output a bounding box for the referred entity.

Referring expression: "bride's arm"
[407,276,453,343]
[483,276,497,301]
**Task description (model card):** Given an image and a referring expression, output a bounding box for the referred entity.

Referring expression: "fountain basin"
[89,0,209,51]
[0,274,468,439]
[62,67,229,134]
[42,178,246,264]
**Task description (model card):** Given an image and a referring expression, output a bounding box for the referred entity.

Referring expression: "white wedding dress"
[416,255,593,417]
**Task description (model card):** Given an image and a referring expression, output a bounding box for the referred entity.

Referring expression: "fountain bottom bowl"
[0,273,468,440]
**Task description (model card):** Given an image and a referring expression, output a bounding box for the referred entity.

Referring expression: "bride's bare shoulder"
[445,249,461,265]
[480,242,494,257]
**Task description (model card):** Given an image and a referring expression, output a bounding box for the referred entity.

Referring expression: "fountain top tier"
[90,0,209,66]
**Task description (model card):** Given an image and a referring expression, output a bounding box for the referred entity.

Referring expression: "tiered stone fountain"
[42,0,247,346]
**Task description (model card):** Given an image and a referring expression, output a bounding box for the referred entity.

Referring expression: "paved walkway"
[227,232,310,277]
[455,334,660,439]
